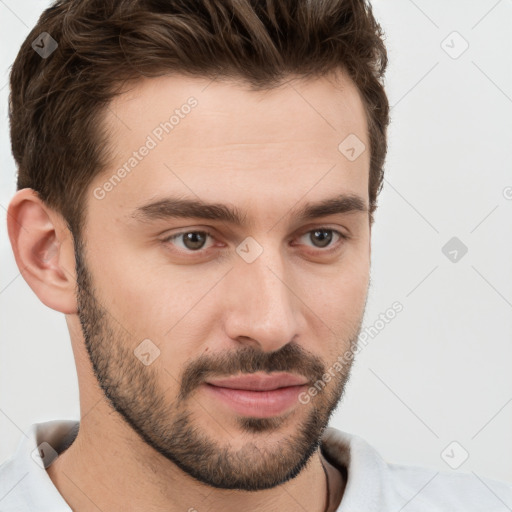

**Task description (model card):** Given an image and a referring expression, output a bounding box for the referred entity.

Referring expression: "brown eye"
[164,231,212,251]
[309,229,333,248]
[182,232,208,250]
[297,228,346,250]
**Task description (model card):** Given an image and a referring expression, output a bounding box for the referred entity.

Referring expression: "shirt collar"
[0,419,78,511]
[321,426,389,511]
[1,420,390,511]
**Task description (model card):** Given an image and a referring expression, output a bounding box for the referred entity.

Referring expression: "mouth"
[205,372,309,391]
[202,372,309,418]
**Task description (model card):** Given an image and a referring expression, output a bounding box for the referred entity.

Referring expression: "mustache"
[178,342,326,401]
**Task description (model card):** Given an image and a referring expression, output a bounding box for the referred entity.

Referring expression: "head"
[7,0,389,492]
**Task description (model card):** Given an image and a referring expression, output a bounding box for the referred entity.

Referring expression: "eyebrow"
[130,193,368,227]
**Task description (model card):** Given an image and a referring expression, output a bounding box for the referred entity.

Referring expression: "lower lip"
[202,383,308,418]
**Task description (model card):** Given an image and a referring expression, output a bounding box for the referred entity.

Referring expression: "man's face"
[75,71,371,490]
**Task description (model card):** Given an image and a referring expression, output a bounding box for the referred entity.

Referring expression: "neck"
[47,401,343,512]
[321,451,346,512]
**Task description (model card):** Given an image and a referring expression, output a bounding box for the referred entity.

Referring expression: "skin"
[7,69,371,511]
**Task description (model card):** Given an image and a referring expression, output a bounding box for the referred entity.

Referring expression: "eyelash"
[162,227,349,256]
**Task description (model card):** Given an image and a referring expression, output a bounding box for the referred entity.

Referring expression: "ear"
[6,188,78,314]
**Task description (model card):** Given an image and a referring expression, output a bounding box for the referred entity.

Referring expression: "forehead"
[90,71,370,225]
[104,70,368,149]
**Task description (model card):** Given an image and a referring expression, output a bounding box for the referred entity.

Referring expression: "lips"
[202,372,309,418]
[205,372,309,391]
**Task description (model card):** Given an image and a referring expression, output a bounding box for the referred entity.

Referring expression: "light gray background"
[1,0,511,488]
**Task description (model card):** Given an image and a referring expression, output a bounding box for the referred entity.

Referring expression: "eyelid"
[295,224,349,239]
[162,228,219,252]
[293,227,348,252]
[161,226,349,254]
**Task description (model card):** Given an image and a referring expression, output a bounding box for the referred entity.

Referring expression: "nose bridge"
[224,239,299,351]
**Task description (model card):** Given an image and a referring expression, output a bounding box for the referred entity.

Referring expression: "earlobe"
[6,188,78,315]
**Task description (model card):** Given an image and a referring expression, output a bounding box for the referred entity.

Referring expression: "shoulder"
[320,427,512,511]
[0,419,78,511]
[0,455,31,510]
[387,461,512,511]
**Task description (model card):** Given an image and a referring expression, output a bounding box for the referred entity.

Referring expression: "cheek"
[288,267,367,374]
[306,282,366,340]
[302,253,369,324]
[303,272,368,369]
[90,246,222,345]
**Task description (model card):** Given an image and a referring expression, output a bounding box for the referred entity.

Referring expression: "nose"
[222,242,303,353]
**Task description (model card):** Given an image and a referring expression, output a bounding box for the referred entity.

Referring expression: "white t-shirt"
[1,419,511,511]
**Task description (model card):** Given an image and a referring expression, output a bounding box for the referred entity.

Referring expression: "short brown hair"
[9,0,389,239]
